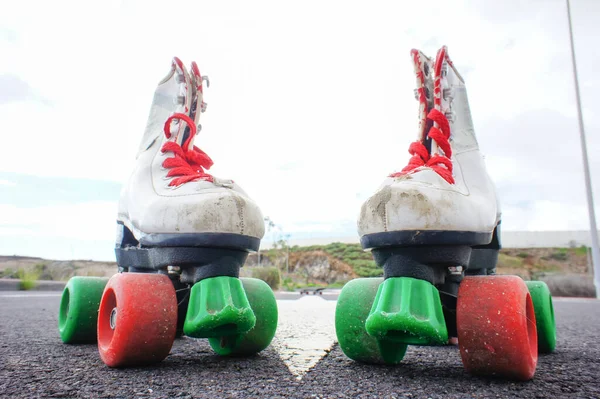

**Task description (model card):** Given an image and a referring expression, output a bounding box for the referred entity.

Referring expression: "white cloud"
[0,201,117,241]
[1,0,599,260]
[502,200,592,231]
[0,179,16,186]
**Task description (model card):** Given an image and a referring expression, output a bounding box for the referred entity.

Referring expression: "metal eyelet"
[448,266,463,275]
[441,62,448,77]
[443,88,454,101]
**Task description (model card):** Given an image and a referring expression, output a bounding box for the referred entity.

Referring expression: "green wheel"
[59,276,110,343]
[526,281,557,353]
[335,278,408,364]
[208,278,278,356]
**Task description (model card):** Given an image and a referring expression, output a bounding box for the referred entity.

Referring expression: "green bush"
[0,268,15,278]
[549,252,568,261]
[517,252,530,258]
[17,268,39,291]
[327,281,347,288]
[250,267,280,290]
[497,254,524,269]
[281,277,296,291]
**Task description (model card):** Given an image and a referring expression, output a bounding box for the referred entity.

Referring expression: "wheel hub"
[110,307,118,330]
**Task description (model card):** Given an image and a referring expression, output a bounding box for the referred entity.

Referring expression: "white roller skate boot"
[116,57,265,274]
[58,58,277,368]
[337,48,542,381]
[355,46,501,345]
[358,46,500,253]
[111,58,277,356]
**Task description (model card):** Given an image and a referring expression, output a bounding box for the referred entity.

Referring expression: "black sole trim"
[115,246,248,282]
[360,230,492,250]
[139,233,260,251]
[116,221,260,252]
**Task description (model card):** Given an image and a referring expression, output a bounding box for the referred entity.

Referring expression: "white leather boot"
[358,46,500,254]
[116,57,265,283]
[354,46,503,343]
[356,45,501,320]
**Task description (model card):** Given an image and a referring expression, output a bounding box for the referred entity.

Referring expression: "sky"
[1,0,599,261]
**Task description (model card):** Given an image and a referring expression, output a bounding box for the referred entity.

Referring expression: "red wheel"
[98,273,177,367]
[457,275,538,381]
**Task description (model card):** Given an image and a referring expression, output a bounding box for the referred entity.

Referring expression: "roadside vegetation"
[16,268,40,290]
[0,226,595,297]
[1,263,45,290]
[290,243,381,277]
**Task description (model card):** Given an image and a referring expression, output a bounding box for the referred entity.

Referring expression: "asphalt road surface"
[0,292,598,399]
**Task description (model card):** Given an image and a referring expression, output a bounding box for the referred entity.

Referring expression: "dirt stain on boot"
[399,190,441,228]
[360,186,392,232]
[231,193,246,235]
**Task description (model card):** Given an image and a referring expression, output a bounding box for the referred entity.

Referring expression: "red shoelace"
[390,108,454,184]
[161,113,214,186]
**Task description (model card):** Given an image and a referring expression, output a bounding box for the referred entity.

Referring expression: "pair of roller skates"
[336,47,556,381]
[59,58,278,367]
[58,46,556,381]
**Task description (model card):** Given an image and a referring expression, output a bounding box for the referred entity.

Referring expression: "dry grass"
[540,273,596,298]
[240,266,281,290]
[1,249,597,297]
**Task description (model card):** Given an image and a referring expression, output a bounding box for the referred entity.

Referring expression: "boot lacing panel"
[161,113,214,187]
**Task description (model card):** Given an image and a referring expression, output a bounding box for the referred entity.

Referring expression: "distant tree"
[263,216,291,272]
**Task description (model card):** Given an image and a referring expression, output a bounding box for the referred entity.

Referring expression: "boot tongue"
[182,61,209,152]
[411,49,434,149]
[433,46,448,112]
[169,57,195,148]
[431,46,455,157]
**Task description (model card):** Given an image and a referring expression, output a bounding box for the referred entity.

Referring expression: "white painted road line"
[271,296,338,380]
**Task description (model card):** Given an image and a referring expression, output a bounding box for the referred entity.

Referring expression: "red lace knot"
[390,108,455,184]
[161,113,214,186]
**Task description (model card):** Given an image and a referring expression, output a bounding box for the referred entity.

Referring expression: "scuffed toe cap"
[136,188,265,239]
[357,176,496,237]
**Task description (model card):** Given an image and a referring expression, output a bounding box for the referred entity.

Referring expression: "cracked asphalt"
[0,292,598,398]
